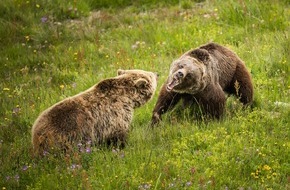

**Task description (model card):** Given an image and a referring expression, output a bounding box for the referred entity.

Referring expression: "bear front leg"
[151,84,182,126]
[196,84,226,119]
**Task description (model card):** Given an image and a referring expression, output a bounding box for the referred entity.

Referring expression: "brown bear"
[32,69,157,156]
[151,42,253,125]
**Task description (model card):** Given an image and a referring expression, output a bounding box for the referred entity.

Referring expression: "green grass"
[0,0,289,189]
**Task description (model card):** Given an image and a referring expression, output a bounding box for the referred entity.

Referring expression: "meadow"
[0,0,289,189]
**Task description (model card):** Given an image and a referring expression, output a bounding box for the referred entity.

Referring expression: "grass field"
[0,0,289,189]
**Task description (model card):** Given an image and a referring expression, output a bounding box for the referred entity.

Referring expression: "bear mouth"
[166,77,180,92]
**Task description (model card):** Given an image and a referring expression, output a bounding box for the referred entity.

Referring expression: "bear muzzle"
[166,70,185,92]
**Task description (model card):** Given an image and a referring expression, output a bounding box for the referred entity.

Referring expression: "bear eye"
[178,64,184,69]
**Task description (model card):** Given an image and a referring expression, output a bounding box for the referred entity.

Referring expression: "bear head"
[166,48,211,94]
[97,69,157,108]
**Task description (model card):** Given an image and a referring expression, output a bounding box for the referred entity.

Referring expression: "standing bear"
[151,42,253,125]
[32,69,157,156]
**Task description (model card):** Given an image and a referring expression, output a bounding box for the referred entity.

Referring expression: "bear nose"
[176,71,184,78]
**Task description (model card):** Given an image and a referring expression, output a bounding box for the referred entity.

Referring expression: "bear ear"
[189,49,210,63]
[117,69,126,76]
[97,79,113,92]
[134,78,148,88]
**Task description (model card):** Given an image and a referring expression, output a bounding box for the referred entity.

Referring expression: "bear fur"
[151,42,253,125]
[32,69,157,155]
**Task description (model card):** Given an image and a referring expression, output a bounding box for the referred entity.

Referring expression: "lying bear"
[32,69,157,156]
[151,42,253,125]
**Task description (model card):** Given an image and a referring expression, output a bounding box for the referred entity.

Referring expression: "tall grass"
[0,0,289,189]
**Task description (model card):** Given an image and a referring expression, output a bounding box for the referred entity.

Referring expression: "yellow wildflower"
[263,165,271,171]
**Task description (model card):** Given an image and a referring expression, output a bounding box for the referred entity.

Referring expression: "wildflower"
[42,151,49,156]
[71,83,77,88]
[41,16,48,23]
[263,165,271,171]
[70,164,81,170]
[60,84,65,89]
[14,175,19,182]
[22,165,29,171]
[185,181,192,186]
[168,183,174,188]
[251,172,259,179]
[138,183,151,190]
[131,44,138,50]
[85,147,91,153]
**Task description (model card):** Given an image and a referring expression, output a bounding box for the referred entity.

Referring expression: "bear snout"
[176,71,184,78]
[166,70,185,92]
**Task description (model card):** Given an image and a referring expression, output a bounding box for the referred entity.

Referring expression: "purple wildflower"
[41,16,48,23]
[85,147,91,153]
[14,175,19,182]
[42,150,49,156]
[22,165,29,171]
[70,164,81,170]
